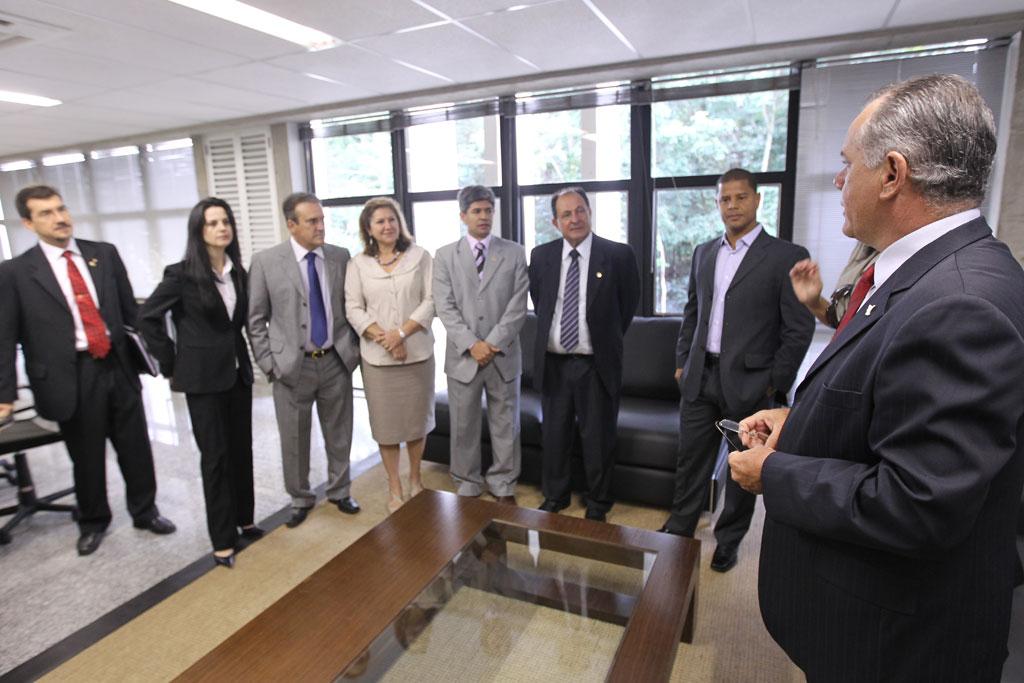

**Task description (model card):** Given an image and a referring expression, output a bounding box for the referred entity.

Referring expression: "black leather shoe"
[134,515,177,535]
[710,544,739,573]
[286,507,310,528]
[658,524,686,536]
[334,496,361,515]
[538,499,569,513]
[240,525,265,540]
[77,531,104,556]
[585,508,607,523]
[213,552,235,569]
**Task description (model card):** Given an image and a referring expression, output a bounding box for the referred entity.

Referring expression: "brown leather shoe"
[495,495,517,506]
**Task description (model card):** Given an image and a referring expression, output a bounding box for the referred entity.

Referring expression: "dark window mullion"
[629,83,653,316]
[390,125,411,233]
[779,88,801,242]
[499,96,519,244]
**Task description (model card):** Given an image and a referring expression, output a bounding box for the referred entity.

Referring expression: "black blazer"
[138,261,253,394]
[0,240,141,422]
[528,233,640,396]
[675,229,814,412]
[758,218,1024,681]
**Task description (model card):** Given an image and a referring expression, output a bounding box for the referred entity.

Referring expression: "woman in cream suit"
[345,197,435,513]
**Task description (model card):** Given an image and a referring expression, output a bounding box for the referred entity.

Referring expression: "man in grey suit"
[659,168,814,572]
[248,192,362,527]
[433,186,529,503]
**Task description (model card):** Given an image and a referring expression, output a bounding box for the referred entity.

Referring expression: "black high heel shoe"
[240,525,265,540]
[213,552,235,568]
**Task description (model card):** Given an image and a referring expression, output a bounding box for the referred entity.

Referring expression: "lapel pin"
[596,272,603,279]
[88,258,98,267]
[865,304,876,316]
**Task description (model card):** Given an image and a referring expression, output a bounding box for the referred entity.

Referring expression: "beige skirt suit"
[344,244,436,444]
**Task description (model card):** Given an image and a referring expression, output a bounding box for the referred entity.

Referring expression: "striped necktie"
[474,242,485,279]
[559,249,581,351]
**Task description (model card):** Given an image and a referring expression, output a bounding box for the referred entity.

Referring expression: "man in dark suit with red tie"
[528,187,639,522]
[0,185,175,556]
[730,75,1024,681]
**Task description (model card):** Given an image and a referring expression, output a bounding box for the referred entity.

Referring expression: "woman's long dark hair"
[183,197,246,316]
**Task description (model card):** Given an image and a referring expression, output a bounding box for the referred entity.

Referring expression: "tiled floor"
[0,377,378,674]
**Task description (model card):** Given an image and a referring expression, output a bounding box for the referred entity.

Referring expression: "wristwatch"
[398,328,406,340]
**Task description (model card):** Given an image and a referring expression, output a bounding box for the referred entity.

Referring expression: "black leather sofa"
[424,314,732,509]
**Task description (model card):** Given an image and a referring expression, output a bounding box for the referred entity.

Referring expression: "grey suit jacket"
[433,235,529,384]
[248,240,360,386]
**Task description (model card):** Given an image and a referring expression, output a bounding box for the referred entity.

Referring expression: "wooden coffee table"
[179,490,699,682]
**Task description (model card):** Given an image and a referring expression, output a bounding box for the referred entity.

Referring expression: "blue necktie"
[560,249,580,351]
[306,252,328,348]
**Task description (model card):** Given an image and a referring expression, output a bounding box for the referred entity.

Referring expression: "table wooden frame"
[179,490,700,682]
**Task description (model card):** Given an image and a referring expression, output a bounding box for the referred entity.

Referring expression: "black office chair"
[0,400,76,545]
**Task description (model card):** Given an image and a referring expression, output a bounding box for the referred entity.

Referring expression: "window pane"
[324,205,365,257]
[523,191,627,257]
[652,90,789,177]
[92,152,145,213]
[654,184,780,314]
[406,117,501,192]
[411,199,500,257]
[516,106,630,185]
[145,144,199,211]
[312,133,393,199]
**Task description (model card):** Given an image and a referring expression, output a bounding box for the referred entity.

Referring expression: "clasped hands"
[469,340,501,366]
[727,407,790,494]
[367,323,407,361]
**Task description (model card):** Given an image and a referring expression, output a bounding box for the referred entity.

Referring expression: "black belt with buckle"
[305,348,330,358]
[705,353,720,366]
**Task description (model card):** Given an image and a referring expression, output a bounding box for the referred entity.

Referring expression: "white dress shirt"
[212,258,236,321]
[547,232,594,355]
[38,238,103,352]
[289,237,334,351]
[706,225,762,354]
[862,209,981,309]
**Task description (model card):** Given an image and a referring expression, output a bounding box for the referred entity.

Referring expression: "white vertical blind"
[203,129,281,266]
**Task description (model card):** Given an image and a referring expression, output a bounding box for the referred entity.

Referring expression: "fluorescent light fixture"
[304,72,343,84]
[394,20,449,34]
[0,160,36,172]
[90,146,139,160]
[0,89,61,107]
[42,153,85,167]
[165,0,342,51]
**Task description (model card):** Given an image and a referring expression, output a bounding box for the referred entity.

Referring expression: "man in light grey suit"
[248,192,362,528]
[433,186,529,503]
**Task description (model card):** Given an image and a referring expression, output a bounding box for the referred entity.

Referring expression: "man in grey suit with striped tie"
[433,186,529,503]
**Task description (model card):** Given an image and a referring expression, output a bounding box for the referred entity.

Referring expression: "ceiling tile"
[270,45,443,94]
[196,62,377,105]
[75,89,249,121]
[590,0,755,60]
[33,0,307,60]
[126,77,308,114]
[356,23,536,83]
[250,0,442,41]
[0,68,104,101]
[889,0,1024,26]
[747,0,894,45]
[417,0,555,19]
[462,0,636,72]
[0,43,172,89]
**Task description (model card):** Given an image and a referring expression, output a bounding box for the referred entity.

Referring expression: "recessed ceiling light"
[42,153,85,167]
[0,90,61,107]
[0,160,36,172]
[165,0,342,51]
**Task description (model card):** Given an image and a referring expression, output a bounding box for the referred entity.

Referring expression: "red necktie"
[832,264,875,339]
[63,251,111,359]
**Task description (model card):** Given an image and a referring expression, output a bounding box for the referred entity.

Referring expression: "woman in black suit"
[139,197,259,568]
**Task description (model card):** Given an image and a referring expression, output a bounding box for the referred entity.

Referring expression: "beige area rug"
[44,460,803,682]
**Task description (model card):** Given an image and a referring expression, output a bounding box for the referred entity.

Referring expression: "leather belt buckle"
[308,348,328,359]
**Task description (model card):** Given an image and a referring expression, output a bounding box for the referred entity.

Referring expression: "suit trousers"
[447,363,521,498]
[541,353,619,513]
[185,371,254,552]
[666,359,766,546]
[59,353,159,533]
[272,351,353,509]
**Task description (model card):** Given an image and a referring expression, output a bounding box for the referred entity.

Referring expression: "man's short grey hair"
[859,73,996,207]
[457,185,496,213]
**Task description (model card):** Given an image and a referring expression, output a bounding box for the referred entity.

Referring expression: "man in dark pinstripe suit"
[730,75,1024,682]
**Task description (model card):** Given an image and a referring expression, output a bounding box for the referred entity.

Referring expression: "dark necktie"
[833,264,875,339]
[475,243,485,279]
[305,252,328,348]
[560,249,581,351]
[62,251,110,359]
